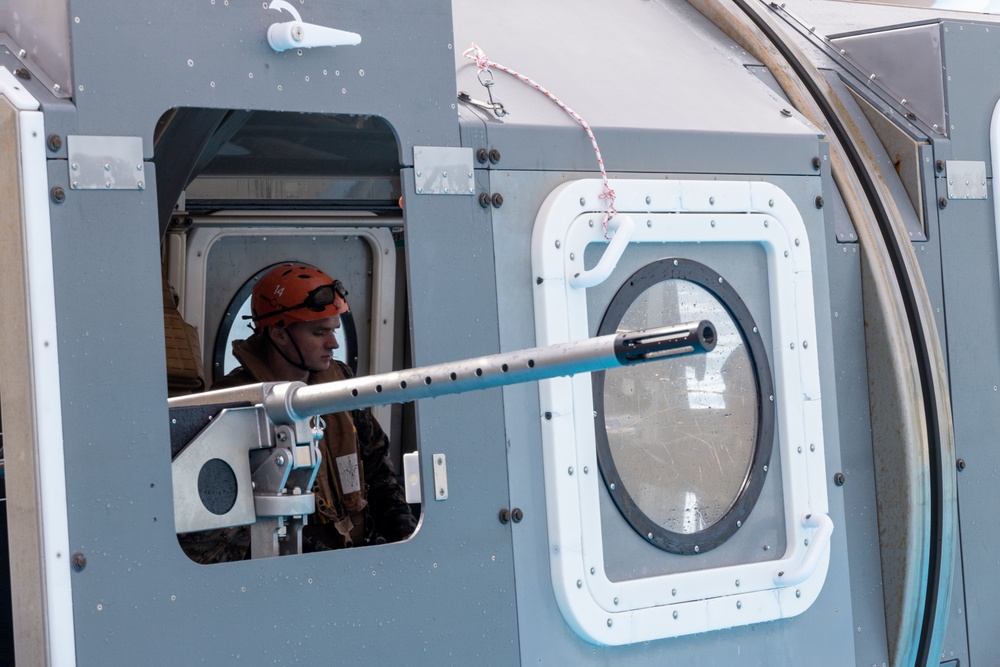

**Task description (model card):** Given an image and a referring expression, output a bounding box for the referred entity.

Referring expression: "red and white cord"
[463,43,617,235]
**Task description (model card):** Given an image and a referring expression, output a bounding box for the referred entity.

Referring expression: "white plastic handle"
[773,512,834,586]
[267,0,362,52]
[568,214,635,289]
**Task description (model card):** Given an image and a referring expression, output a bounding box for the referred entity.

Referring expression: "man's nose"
[328,333,339,350]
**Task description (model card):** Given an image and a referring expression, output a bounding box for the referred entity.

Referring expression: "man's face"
[283,315,341,372]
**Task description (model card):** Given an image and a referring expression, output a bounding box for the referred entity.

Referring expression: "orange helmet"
[251,263,349,329]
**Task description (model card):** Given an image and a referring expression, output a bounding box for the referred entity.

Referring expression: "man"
[181,263,416,562]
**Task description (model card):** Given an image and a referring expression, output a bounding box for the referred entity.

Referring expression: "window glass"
[604,279,756,534]
[594,258,774,554]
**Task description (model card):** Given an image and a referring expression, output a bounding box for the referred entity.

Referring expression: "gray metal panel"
[493,170,858,664]
[63,1,460,157]
[452,0,821,175]
[940,21,1000,174]
[936,191,1000,666]
[50,172,520,664]
[826,243,892,667]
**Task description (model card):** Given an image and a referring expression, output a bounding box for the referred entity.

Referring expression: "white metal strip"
[19,109,76,664]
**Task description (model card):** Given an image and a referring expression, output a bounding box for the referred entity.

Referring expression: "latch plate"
[413,146,474,196]
[67,135,145,190]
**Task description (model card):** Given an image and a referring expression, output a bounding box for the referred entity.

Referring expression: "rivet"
[709,196,715,205]
[710,220,716,227]
[718,277,723,284]
[580,197,586,206]
[768,199,774,207]
[795,589,801,598]
[784,250,789,257]
[614,597,619,605]
[815,196,825,208]
[590,567,596,575]
[568,467,574,475]
[834,472,845,486]
[583,466,588,474]
[569,253,575,260]
[736,520,742,528]
[735,579,740,587]
[790,342,795,350]
[672,589,677,596]
[753,326,758,334]
[555,240,561,249]
[763,465,768,472]
[646,219,652,228]
[795,238,800,246]
[798,446,802,453]
[781,108,792,116]
[645,196,651,204]
[810,444,816,452]
[803,341,808,349]
[957,459,966,471]
[693,545,700,553]
[647,532,653,539]
[673,611,679,619]
[577,580,583,588]
[609,483,616,491]
[768,395,774,402]
[607,619,613,627]
[673,259,679,266]
[737,601,742,609]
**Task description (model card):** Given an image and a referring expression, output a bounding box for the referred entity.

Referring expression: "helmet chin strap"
[267,327,324,374]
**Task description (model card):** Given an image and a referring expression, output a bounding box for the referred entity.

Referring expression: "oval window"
[213,264,359,383]
[594,258,775,554]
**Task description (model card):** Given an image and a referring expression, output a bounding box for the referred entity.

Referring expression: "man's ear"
[268,326,286,343]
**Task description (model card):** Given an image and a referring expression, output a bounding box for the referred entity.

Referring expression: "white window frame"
[531,178,830,644]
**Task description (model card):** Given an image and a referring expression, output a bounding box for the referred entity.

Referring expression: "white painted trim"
[19,108,77,664]
[531,178,829,644]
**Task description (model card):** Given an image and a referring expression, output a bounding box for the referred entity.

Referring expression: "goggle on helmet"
[250,263,349,329]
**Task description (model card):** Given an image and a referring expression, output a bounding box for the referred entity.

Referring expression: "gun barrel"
[282,320,715,423]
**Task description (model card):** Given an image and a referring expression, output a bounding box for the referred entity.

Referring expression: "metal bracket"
[67,135,145,190]
[413,146,475,195]
[946,160,987,200]
[432,453,448,501]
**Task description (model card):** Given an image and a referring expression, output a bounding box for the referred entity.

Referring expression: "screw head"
[815,196,825,208]
[479,192,491,208]
[50,186,66,204]
[72,552,87,572]
[476,148,488,164]
[511,508,523,523]
[812,156,821,170]
[957,458,966,471]
[939,197,948,209]
[498,508,510,524]
[47,134,63,152]
[834,472,846,486]
[488,148,501,164]
[491,193,504,208]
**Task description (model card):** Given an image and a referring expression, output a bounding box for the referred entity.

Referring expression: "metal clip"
[468,68,507,118]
